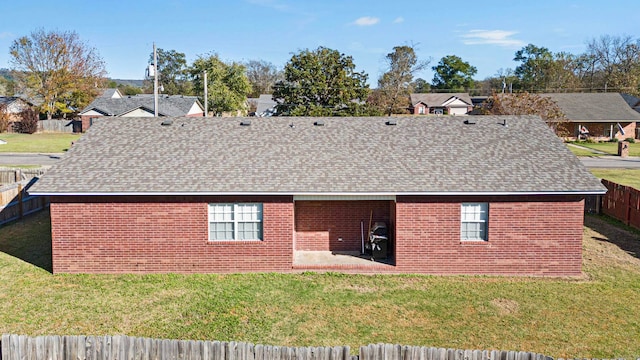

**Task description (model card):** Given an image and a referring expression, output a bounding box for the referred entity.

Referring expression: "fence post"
[17,184,23,220]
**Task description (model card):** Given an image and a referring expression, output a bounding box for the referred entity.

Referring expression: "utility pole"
[153,43,159,117]
[204,70,208,117]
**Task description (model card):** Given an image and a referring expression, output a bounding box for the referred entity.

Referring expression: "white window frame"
[418,106,425,114]
[208,203,263,241]
[460,203,488,241]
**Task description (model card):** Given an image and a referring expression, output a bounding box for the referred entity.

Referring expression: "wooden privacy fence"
[1,335,567,360]
[601,179,640,230]
[0,167,47,185]
[0,178,48,226]
[37,119,77,133]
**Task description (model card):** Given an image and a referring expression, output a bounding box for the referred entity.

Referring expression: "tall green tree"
[147,48,191,95]
[375,45,429,116]
[188,54,251,115]
[431,55,477,91]
[9,29,106,119]
[245,60,282,97]
[513,44,553,91]
[411,78,430,93]
[272,47,372,116]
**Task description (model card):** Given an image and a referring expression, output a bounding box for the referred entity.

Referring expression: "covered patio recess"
[292,196,396,270]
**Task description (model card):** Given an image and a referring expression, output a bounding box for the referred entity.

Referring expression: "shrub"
[624,137,636,143]
[14,108,39,134]
[0,104,10,133]
[607,137,619,143]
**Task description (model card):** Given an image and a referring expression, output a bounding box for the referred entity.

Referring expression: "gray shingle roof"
[29,115,605,195]
[256,94,277,115]
[541,93,640,122]
[410,93,472,106]
[79,94,202,117]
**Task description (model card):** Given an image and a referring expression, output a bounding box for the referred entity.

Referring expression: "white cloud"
[393,17,404,24]
[461,30,525,47]
[353,16,380,26]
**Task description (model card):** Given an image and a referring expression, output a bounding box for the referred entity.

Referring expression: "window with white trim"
[461,203,488,241]
[208,203,263,241]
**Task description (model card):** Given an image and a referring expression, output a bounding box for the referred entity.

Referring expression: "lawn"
[590,168,640,189]
[1,211,640,359]
[566,143,604,156]
[571,141,640,156]
[0,133,81,153]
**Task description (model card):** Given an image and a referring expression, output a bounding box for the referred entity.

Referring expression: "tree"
[0,104,10,132]
[0,77,15,96]
[188,54,252,115]
[14,107,39,134]
[245,60,283,97]
[375,45,429,116]
[584,35,640,94]
[411,78,430,93]
[513,44,554,91]
[9,29,106,119]
[478,68,518,95]
[273,47,372,116]
[431,55,477,92]
[146,48,191,95]
[482,92,568,136]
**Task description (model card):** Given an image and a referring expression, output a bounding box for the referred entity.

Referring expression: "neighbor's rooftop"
[29,115,605,195]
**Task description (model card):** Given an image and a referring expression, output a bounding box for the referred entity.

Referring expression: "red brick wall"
[394,196,585,276]
[562,122,637,140]
[49,195,585,276]
[49,195,294,274]
[294,200,390,251]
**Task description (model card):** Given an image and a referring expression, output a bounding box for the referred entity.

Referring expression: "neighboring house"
[29,115,605,276]
[78,89,204,131]
[541,93,640,140]
[247,94,278,117]
[621,93,640,114]
[409,93,473,115]
[0,96,32,121]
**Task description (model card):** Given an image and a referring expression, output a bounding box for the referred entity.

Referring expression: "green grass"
[590,168,640,189]
[1,211,640,358]
[572,141,640,156]
[566,144,605,156]
[0,133,81,153]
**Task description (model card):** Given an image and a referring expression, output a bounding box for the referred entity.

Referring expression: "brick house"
[541,93,640,140]
[409,93,473,115]
[77,89,204,131]
[0,96,32,121]
[29,115,606,276]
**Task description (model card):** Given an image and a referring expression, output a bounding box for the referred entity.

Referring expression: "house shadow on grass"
[585,214,640,261]
[0,209,52,272]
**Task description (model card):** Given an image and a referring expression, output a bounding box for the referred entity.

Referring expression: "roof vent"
[386,119,397,126]
[464,119,476,125]
[314,120,325,126]
[240,119,251,126]
[161,119,173,126]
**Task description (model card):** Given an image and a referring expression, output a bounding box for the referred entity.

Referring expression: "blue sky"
[1,0,639,85]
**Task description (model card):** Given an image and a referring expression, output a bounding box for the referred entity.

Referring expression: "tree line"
[2,28,640,119]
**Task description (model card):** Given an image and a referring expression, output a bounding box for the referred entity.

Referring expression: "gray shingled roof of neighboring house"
[541,93,640,122]
[410,93,472,106]
[79,95,202,117]
[29,115,605,196]
[621,93,640,113]
[256,94,278,115]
